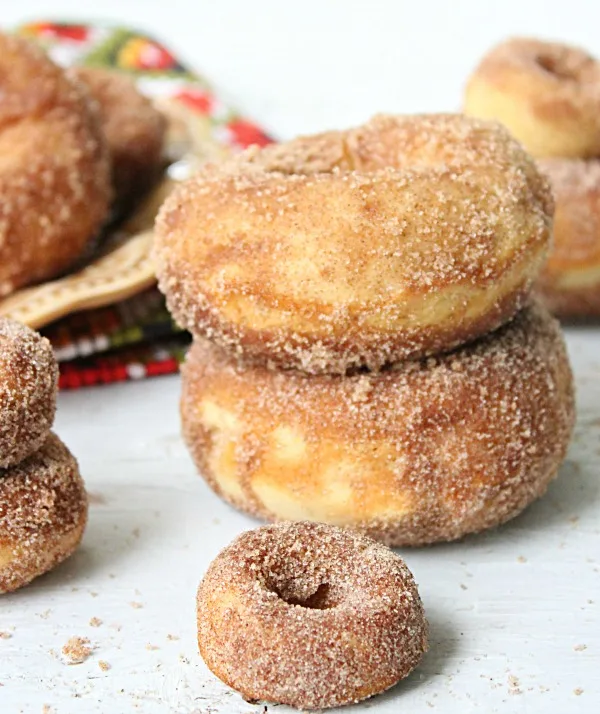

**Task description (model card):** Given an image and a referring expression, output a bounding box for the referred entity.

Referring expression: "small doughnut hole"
[535,54,579,81]
[267,579,338,610]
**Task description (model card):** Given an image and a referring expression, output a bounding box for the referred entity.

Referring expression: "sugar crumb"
[98,660,111,672]
[89,617,103,628]
[508,675,522,694]
[62,637,93,665]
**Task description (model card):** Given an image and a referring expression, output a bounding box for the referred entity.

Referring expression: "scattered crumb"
[42,706,53,714]
[460,583,468,590]
[98,660,111,672]
[166,634,180,641]
[62,637,93,665]
[145,644,160,651]
[38,610,52,620]
[89,617,103,628]
[131,528,140,539]
[0,631,12,640]
[508,675,522,695]
[573,644,587,652]
[130,602,143,609]
[517,556,527,563]
[179,654,190,664]
[89,591,99,598]
[568,516,580,524]
[574,688,584,696]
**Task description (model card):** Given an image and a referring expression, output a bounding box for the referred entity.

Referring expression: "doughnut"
[0,318,57,469]
[464,38,600,158]
[181,301,574,546]
[537,158,600,317]
[0,433,87,594]
[155,113,552,374]
[197,521,427,709]
[0,33,111,297]
[69,66,166,209]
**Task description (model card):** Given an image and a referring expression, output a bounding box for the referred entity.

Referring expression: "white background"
[3,0,600,138]
[1,2,600,713]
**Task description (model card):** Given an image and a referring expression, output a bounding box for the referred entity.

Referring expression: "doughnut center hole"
[536,54,579,81]
[270,581,336,610]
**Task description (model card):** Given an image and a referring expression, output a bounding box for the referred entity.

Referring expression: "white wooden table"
[1,329,598,713]
[2,2,600,712]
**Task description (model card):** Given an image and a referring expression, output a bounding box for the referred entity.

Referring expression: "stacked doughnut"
[155,113,575,546]
[0,318,87,593]
[0,32,165,298]
[465,37,600,317]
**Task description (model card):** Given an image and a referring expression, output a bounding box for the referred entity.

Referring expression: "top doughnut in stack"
[155,113,575,546]
[465,38,600,317]
[155,114,551,374]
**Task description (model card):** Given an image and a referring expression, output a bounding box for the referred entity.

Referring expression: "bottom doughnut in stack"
[181,301,574,546]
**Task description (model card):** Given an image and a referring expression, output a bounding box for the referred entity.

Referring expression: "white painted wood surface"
[1,330,598,713]
[1,2,600,711]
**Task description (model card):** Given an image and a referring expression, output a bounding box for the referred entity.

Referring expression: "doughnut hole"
[464,37,600,158]
[261,564,339,610]
[0,318,57,468]
[68,66,166,210]
[0,33,111,296]
[0,434,87,594]
[537,158,600,317]
[535,53,579,81]
[197,521,428,709]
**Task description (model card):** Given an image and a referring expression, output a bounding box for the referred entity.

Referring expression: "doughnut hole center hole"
[268,580,338,610]
[535,54,579,81]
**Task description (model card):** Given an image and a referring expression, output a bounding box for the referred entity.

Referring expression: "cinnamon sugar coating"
[0,318,57,468]
[464,37,600,158]
[182,301,575,546]
[0,433,88,594]
[0,33,111,297]
[537,158,600,317]
[197,521,427,709]
[156,113,551,374]
[69,67,166,209]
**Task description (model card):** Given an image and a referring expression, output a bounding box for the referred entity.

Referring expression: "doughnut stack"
[465,37,600,318]
[0,318,87,593]
[154,112,575,546]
